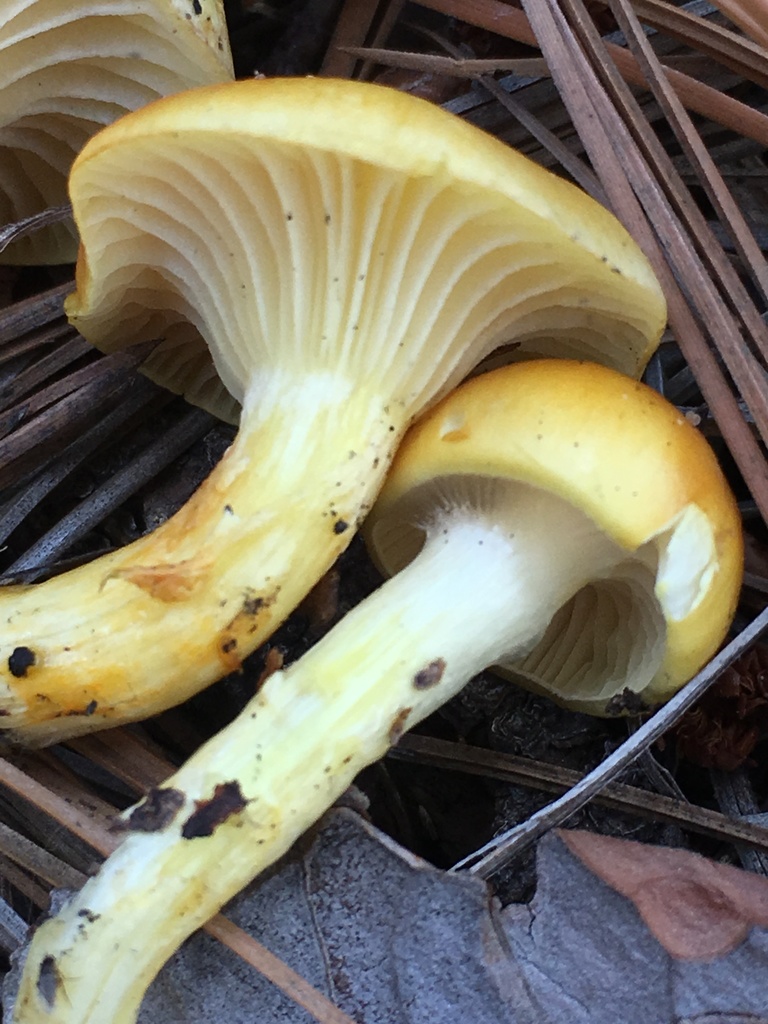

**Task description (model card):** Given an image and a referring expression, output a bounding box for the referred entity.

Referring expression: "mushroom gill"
[0,0,232,263]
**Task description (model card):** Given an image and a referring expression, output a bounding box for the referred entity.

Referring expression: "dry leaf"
[674,644,768,770]
[8,810,768,1023]
[560,828,768,959]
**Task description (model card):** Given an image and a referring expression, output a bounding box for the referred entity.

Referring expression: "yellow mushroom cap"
[66,76,666,425]
[0,0,232,264]
[367,359,743,713]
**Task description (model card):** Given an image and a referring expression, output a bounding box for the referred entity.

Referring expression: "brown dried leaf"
[561,828,768,959]
[675,644,768,770]
[9,812,768,1024]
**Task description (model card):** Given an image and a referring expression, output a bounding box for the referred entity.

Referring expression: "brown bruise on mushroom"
[36,955,61,1010]
[76,909,100,926]
[413,658,446,690]
[7,646,35,679]
[604,687,651,716]
[388,707,412,745]
[215,591,273,673]
[100,559,212,603]
[181,781,247,839]
[118,788,186,834]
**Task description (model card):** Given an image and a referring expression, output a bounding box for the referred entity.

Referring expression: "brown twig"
[454,604,768,876]
[392,734,768,854]
[0,283,71,346]
[415,0,768,146]
[0,206,73,256]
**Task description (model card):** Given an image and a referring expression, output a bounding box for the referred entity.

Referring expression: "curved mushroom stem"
[0,372,399,745]
[13,487,631,1023]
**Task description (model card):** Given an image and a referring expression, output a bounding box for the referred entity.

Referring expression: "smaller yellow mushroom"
[0,0,233,263]
[367,358,743,714]
[13,360,742,1024]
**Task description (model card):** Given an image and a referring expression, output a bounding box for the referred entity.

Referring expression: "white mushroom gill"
[0,0,232,263]
[507,503,722,712]
[371,475,674,708]
[70,135,662,421]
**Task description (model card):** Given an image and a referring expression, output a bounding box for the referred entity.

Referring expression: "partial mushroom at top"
[1,77,667,745]
[0,0,233,264]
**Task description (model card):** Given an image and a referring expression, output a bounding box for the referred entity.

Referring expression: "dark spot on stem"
[242,596,263,616]
[333,519,349,535]
[118,787,186,833]
[388,707,412,745]
[182,781,247,839]
[413,658,446,690]
[192,0,202,11]
[218,591,271,669]
[8,646,35,678]
[77,908,100,923]
[64,699,100,718]
[37,956,61,1008]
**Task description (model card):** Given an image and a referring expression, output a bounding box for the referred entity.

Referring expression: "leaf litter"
[8,808,767,1023]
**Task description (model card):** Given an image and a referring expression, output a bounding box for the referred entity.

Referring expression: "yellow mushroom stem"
[0,372,398,745]
[13,489,635,1024]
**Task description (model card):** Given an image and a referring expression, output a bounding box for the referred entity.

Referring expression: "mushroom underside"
[0,3,233,262]
[67,133,661,422]
[371,474,720,711]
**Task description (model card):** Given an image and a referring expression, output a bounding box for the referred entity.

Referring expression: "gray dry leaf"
[5,808,768,1023]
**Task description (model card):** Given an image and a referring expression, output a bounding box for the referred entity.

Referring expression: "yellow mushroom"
[1,77,666,745]
[12,360,741,1024]
[367,359,744,714]
[0,0,232,264]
